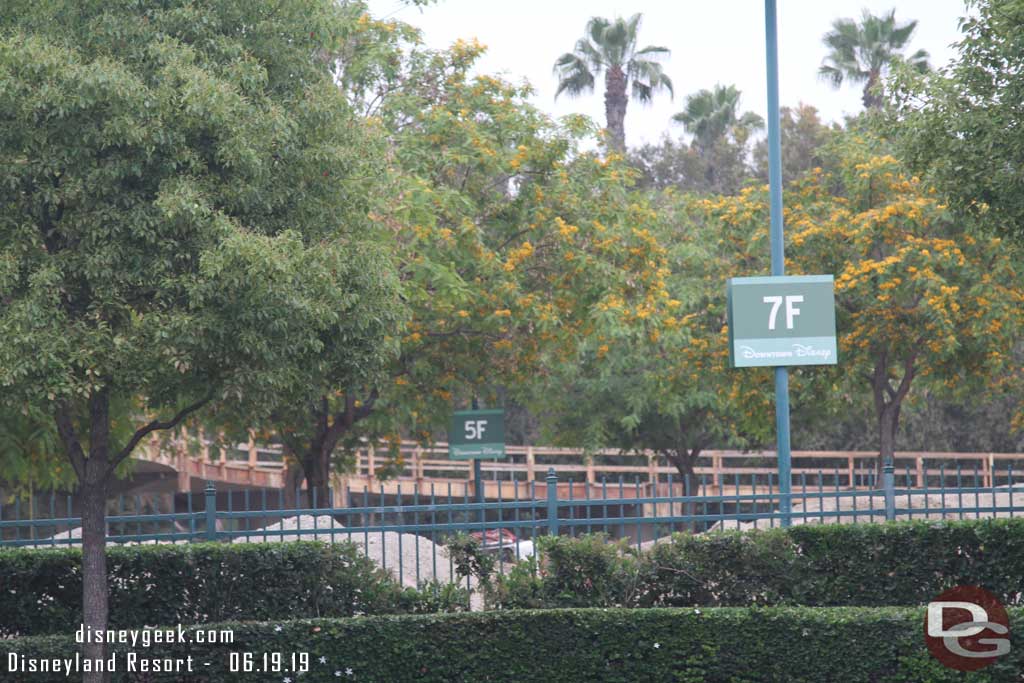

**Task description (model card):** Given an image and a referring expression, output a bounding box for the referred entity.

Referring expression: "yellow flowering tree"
[238,31,678,504]
[534,185,778,494]
[703,138,1023,469]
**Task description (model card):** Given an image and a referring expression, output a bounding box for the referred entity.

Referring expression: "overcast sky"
[366,0,968,147]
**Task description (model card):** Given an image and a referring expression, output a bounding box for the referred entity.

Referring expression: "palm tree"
[672,84,764,153]
[553,13,673,152]
[819,9,929,109]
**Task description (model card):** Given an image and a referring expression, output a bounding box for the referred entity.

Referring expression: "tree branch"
[893,352,918,402]
[54,401,86,480]
[109,391,214,474]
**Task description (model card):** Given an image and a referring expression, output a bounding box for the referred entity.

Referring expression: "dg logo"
[925,585,1011,671]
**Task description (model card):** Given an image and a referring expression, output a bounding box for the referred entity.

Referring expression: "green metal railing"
[3,465,1024,584]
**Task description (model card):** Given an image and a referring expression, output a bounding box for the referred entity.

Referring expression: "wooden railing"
[139,434,1024,506]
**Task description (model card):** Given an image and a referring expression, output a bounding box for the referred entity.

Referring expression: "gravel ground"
[711,487,1024,531]
[229,515,469,589]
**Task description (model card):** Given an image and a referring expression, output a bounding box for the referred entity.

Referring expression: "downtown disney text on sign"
[726,275,838,368]
[448,409,506,460]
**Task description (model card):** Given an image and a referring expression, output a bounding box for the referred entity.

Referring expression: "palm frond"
[818,63,847,87]
[633,44,670,60]
[553,54,596,99]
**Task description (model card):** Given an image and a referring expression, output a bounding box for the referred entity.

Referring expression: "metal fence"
[4,464,1024,589]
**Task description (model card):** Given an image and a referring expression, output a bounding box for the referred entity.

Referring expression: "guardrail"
[4,466,1024,562]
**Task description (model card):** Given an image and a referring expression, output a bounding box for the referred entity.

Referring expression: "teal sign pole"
[764,0,792,527]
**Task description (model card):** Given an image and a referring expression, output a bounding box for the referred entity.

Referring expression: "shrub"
[480,534,642,609]
[0,542,405,637]
[1,608,1021,682]
[491,518,1024,610]
[636,518,1024,608]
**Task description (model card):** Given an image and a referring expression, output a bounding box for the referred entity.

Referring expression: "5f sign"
[726,275,837,368]
[449,409,506,460]
[464,420,488,440]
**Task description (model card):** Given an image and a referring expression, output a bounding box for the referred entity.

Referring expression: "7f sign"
[449,409,506,460]
[726,275,837,368]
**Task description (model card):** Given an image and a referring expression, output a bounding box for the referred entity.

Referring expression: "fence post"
[247,430,258,469]
[883,462,895,521]
[546,468,559,536]
[204,481,217,541]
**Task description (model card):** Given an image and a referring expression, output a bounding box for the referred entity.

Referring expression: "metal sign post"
[764,0,792,526]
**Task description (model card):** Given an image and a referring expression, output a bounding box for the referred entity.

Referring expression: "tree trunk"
[293,392,376,510]
[871,350,915,478]
[604,65,628,152]
[80,478,110,683]
[302,448,332,509]
[56,388,113,683]
[862,70,883,109]
[877,403,900,477]
[664,450,700,532]
[55,387,207,683]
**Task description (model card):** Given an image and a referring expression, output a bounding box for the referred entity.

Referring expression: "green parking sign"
[726,275,838,368]
[449,409,506,460]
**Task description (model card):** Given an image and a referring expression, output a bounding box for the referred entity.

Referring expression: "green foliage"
[497,534,642,609]
[0,542,408,637]
[397,580,472,614]
[885,0,1024,244]
[0,0,403,475]
[498,519,1024,611]
[752,103,842,184]
[2,608,1022,682]
[629,134,754,195]
[0,407,74,493]
[552,14,673,103]
[445,533,496,588]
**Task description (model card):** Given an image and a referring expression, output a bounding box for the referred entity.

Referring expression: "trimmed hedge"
[0,542,430,637]
[2,608,1021,682]
[491,518,1024,609]
[6,517,1024,637]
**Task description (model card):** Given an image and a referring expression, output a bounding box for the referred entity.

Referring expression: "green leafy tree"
[0,408,71,496]
[753,103,841,184]
[0,1,402,675]
[672,84,763,152]
[629,135,752,195]
[553,13,673,151]
[884,0,1024,244]
[819,9,929,109]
